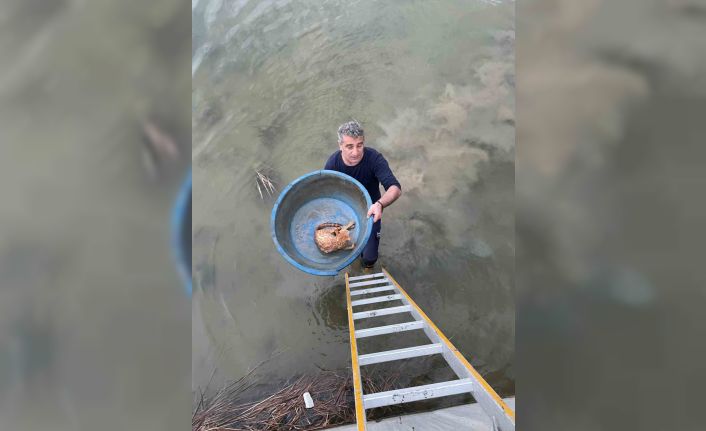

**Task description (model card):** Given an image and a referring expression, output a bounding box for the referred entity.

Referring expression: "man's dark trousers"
[360,220,381,267]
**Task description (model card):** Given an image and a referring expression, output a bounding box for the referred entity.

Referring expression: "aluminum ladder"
[345,267,515,431]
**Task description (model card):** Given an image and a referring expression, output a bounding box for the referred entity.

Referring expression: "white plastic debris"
[303,392,314,409]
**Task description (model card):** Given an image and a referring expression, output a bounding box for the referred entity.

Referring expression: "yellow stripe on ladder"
[345,272,367,430]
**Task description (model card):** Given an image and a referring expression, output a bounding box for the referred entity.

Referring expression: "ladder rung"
[351,294,402,307]
[350,285,395,296]
[363,378,474,409]
[348,273,385,281]
[358,343,442,365]
[345,267,516,431]
[355,320,425,339]
[353,305,411,320]
[349,278,390,288]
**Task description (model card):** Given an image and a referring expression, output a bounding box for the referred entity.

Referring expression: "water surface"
[192,0,515,408]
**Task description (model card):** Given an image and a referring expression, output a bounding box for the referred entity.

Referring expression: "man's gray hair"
[337,121,365,143]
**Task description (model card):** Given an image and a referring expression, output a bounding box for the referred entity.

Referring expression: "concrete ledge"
[327,397,515,431]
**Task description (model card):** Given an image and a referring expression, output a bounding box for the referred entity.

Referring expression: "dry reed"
[255,170,276,200]
[193,371,402,431]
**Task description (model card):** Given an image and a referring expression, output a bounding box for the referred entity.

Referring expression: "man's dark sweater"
[324,147,401,202]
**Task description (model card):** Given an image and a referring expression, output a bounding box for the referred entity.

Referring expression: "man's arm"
[378,185,402,208]
[367,185,402,223]
[368,153,402,222]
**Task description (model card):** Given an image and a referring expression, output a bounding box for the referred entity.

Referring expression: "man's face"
[339,134,365,166]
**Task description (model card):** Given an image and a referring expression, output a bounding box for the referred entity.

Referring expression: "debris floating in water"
[303,391,314,408]
[255,169,277,199]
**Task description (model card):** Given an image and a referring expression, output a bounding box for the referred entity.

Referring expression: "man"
[324,121,402,270]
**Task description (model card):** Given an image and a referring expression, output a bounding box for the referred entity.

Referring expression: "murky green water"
[192,0,515,406]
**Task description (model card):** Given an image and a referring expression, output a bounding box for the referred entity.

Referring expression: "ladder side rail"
[382,268,515,431]
[345,273,367,430]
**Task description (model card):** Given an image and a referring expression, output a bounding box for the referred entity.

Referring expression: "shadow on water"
[315,281,348,331]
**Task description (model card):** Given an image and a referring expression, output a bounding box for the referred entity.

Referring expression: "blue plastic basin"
[271,170,373,276]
